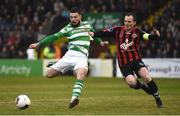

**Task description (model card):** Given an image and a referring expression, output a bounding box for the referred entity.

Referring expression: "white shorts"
[50,50,88,74]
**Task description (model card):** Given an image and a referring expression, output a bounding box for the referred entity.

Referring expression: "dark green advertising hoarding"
[0,60,42,77]
[84,12,123,30]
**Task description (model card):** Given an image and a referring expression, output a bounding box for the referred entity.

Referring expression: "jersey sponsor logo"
[71,28,88,34]
[66,28,73,31]
[120,39,134,51]
[132,33,137,38]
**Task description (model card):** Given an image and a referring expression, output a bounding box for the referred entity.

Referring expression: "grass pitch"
[0,76,180,115]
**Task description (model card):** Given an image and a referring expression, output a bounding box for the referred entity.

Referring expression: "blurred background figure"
[26,48,37,60]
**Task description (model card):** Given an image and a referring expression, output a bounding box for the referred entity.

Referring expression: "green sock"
[71,80,84,100]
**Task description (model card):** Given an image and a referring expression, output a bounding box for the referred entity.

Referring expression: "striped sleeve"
[39,28,67,47]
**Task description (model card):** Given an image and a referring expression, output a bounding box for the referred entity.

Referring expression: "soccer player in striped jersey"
[29,7,108,109]
[90,12,163,108]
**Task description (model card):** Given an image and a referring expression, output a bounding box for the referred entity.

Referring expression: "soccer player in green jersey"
[29,7,108,109]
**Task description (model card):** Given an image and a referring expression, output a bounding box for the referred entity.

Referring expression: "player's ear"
[80,14,82,19]
[133,21,136,26]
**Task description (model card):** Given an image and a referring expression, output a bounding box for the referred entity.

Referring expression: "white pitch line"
[0,97,96,104]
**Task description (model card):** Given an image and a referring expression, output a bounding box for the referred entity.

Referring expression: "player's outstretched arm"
[142,29,161,40]
[29,31,65,49]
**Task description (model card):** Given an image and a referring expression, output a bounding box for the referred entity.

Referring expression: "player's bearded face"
[124,16,136,31]
[70,13,82,27]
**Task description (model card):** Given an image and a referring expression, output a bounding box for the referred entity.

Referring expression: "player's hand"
[29,43,39,49]
[88,32,94,37]
[100,41,109,46]
[154,29,160,37]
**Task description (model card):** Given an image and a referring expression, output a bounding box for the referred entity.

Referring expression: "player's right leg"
[68,54,88,108]
[68,68,88,109]
[121,64,143,90]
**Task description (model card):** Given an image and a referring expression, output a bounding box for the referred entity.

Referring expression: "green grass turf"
[0,76,179,115]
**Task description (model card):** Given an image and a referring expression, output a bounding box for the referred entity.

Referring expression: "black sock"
[134,80,152,94]
[134,80,142,89]
[140,83,152,95]
[147,80,159,97]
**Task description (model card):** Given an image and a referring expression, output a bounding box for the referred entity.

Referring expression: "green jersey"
[39,21,102,57]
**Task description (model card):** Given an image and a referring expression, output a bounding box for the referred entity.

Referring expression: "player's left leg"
[69,67,88,108]
[138,67,163,108]
[46,67,60,78]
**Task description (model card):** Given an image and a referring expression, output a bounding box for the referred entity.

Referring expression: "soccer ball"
[15,95,31,109]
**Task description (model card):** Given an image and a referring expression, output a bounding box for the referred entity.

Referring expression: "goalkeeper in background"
[89,12,163,108]
[29,7,108,109]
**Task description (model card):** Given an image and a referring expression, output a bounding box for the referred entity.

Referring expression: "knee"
[127,80,137,89]
[81,71,87,77]
[143,76,152,83]
[45,71,53,78]
[46,68,59,78]
[126,80,141,89]
[45,69,57,78]
[77,72,86,79]
[75,68,88,79]
[128,83,137,89]
[125,76,137,89]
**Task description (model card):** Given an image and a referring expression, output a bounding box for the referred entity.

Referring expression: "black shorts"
[120,60,146,78]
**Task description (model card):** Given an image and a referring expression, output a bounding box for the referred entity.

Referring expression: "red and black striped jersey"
[94,26,149,67]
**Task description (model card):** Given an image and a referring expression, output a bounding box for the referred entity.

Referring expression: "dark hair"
[70,7,82,15]
[125,12,136,21]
